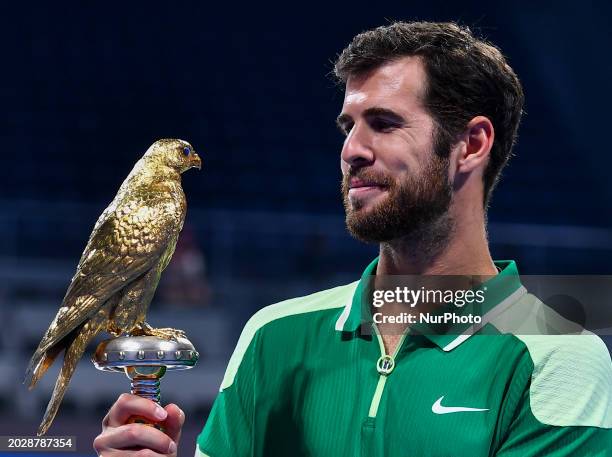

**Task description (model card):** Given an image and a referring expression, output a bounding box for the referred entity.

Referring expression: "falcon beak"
[191,153,202,170]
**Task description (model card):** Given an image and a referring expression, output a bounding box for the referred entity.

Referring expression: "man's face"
[338,56,453,243]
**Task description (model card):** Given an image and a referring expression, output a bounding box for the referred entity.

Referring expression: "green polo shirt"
[196,259,612,456]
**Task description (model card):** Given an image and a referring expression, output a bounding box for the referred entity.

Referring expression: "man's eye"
[370,118,396,132]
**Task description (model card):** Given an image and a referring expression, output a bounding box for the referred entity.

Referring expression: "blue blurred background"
[0,2,611,455]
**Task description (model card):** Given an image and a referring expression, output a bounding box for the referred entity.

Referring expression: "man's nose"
[341,123,374,168]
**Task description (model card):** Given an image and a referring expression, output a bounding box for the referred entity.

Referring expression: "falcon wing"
[33,196,184,355]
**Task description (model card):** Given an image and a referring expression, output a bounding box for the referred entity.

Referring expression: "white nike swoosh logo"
[432,396,489,414]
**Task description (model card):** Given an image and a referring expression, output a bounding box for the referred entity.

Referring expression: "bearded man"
[94,21,612,457]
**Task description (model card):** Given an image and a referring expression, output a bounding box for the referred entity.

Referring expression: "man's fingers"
[92,444,167,457]
[103,393,168,429]
[93,423,176,455]
[161,404,185,443]
[96,394,183,456]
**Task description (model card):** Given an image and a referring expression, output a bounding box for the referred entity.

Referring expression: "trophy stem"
[131,377,161,403]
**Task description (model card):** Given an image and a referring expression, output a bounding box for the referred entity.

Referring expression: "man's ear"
[456,116,495,175]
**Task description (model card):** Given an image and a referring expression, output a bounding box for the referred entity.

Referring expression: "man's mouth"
[348,179,388,197]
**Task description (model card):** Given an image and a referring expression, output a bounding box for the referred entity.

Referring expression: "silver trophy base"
[92,335,199,403]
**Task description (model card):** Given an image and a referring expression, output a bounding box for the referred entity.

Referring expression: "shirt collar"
[334,257,525,351]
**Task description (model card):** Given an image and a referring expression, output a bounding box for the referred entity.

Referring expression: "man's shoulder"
[490,292,612,428]
[514,331,612,428]
[244,280,359,336]
[219,281,358,391]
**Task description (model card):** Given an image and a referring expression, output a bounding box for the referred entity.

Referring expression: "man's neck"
[372,210,497,354]
[376,210,497,277]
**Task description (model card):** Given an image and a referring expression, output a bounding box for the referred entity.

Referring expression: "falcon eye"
[183,146,191,156]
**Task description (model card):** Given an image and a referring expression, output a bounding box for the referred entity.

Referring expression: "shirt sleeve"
[494,383,612,456]
[195,331,259,457]
[495,334,612,456]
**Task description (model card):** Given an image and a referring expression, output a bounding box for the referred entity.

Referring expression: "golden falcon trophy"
[24,139,201,435]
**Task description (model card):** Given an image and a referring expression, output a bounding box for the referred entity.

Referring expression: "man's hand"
[93,393,185,456]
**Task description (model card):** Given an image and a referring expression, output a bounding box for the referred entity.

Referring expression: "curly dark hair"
[334,21,524,207]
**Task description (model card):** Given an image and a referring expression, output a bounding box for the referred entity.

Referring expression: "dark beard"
[341,149,453,247]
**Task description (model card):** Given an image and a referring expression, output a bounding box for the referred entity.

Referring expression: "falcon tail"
[24,344,65,390]
[37,321,103,436]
